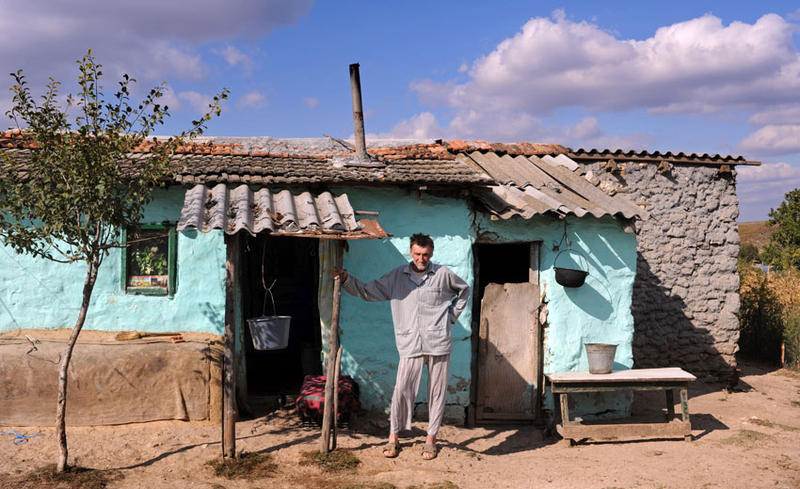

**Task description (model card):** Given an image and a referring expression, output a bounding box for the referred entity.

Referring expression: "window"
[120,224,176,296]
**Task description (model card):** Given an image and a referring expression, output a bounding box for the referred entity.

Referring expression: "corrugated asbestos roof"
[462,151,648,220]
[5,131,754,224]
[176,184,388,239]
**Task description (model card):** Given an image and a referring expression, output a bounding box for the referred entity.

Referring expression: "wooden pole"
[321,241,344,452]
[331,345,343,451]
[223,232,239,458]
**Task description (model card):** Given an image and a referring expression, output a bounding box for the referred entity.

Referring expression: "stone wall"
[584,161,740,383]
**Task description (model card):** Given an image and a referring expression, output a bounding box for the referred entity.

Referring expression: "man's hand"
[333,269,348,281]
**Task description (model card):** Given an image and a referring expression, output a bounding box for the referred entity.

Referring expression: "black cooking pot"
[553,249,589,287]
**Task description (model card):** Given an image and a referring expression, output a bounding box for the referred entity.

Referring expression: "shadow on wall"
[0,296,21,330]
[200,301,223,329]
[632,254,737,386]
[563,275,614,321]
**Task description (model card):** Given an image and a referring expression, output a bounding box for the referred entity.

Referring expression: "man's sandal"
[382,441,399,458]
[422,443,438,460]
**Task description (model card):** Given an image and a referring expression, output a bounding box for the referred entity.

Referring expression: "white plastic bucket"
[247,316,291,350]
[585,343,617,374]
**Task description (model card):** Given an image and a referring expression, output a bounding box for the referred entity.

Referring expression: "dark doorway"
[472,241,542,423]
[241,235,322,397]
[475,242,533,303]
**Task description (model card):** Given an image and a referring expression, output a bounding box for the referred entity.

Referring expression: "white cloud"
[155,85,182,112]
[179,91,217,114]
[214,45,254,74]
[737,161,800,219]
[303,96,319,109]
[400,11,800,148]
[381,112,443,139]
[738,125,800,156]
[237,90,268,109]
[415,12,799,115]
[748,105,800,125]
[0,0,312,109]
[738,161,800,184]
[566,117,602,140]
[146,41,206,80]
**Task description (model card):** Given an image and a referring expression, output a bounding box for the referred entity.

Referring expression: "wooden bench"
[546,367,696,445]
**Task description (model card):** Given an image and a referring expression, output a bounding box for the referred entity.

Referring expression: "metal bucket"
[585,343,617,374]
[247,316,291,350]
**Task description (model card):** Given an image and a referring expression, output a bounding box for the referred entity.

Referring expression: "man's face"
[410,244,433,272]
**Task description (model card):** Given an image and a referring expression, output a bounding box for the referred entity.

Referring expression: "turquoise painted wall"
[475,213,638,417]
[0,187,226,335]
[1,182,637,420]
[333,187,474,412]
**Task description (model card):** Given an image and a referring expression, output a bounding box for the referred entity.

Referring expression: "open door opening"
[472,241,542,423]
[241,235,322,408]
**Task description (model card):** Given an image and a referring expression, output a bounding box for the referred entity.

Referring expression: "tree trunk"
[56,257,100,472]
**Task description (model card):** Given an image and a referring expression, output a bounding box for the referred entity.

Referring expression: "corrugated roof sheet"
[463,151,647,220]
[2,131,751,223]
[176,184,388,239]
[567,148,754,165]
[1,131,760,166]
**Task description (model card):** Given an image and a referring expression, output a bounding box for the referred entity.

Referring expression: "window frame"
[120,224,177,296]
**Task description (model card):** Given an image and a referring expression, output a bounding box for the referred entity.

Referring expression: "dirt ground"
[1,361,799,489]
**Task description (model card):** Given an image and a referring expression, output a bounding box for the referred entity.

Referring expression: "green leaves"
[763,189,800,270]
[0,50,227,265]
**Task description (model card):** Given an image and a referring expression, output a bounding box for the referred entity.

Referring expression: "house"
[0,130,757,426]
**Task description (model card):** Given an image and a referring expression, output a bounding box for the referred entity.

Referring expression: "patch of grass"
[791,400,800,408]
[407,483,459,489]
[6,465,122,489]
[777,369,800,379]
[749,417,775,428]
[720,429,772,447]
[300,449,361,473]
[342,483,398,489]
[206,452,278,480]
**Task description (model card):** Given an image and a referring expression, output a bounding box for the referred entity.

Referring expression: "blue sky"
[2,1,800,221]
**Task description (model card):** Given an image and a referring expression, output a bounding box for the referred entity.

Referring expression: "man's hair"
[410,233,434,249]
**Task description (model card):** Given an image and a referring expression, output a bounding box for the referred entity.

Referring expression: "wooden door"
[476,282,540,421]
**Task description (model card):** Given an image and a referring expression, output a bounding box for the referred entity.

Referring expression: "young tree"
[0,51,228,472]
[762,189,800,270]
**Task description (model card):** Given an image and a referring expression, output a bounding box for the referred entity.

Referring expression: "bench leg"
[560,392,570,425]
[680,386,692,442]
[559,392,575,447]
[680,387,690,422]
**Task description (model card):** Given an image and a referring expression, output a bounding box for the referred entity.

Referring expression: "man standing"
[334,233,470,460]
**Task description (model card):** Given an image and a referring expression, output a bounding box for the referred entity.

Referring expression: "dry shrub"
[1,465,122,489]
[763,268,800,311]
[720,429,772,448]
[408,483,460,489]
[739,267,800,367]
[739,267,784,362]
[206,452,277,480]
[300,449,361,473]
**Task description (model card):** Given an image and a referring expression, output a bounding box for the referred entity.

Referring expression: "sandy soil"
[1,361,798,489]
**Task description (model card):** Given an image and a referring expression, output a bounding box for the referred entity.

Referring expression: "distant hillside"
[739,221,776,251]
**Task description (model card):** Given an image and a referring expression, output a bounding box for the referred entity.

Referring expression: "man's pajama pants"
[389,354,450,436]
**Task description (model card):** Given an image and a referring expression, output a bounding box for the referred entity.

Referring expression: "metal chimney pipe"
[349,63,369,161]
